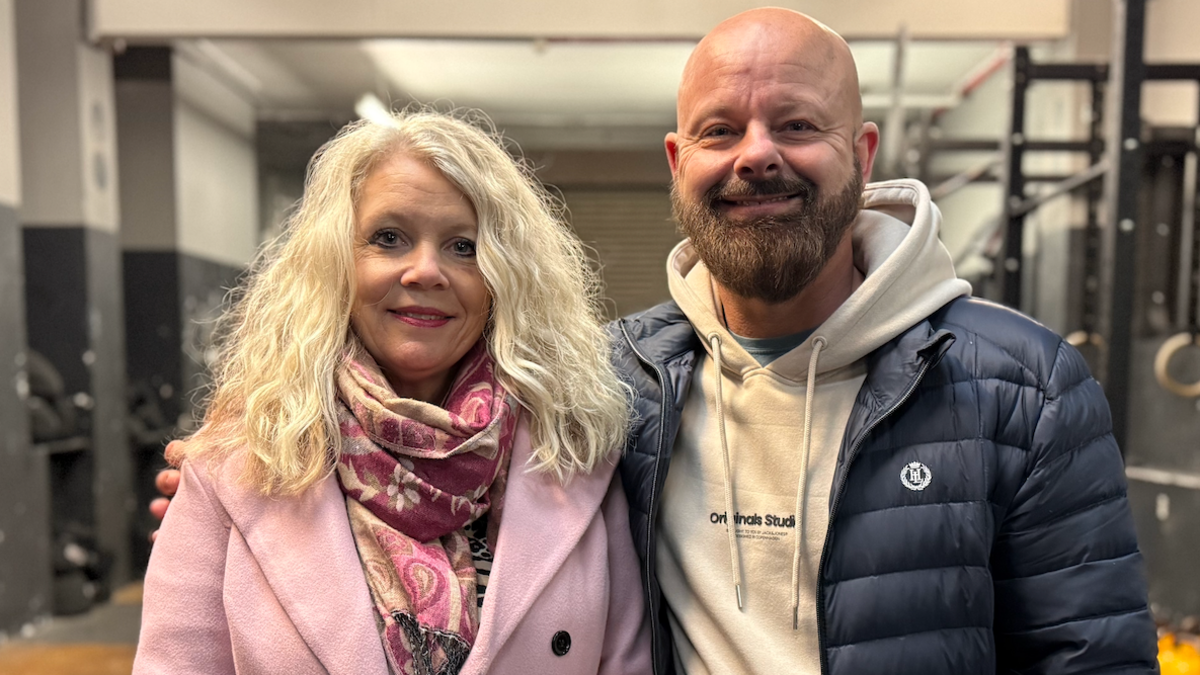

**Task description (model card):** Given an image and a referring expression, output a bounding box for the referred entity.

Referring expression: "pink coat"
[134,418,651,674]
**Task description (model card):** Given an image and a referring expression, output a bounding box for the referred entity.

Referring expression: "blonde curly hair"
[188,109,630,494]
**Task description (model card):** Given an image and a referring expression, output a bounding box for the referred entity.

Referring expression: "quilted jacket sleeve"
[991,340,1158,674]
[134,460,236,674]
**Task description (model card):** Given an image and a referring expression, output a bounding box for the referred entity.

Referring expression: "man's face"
[666,28,875,303]
[671,157,863,304]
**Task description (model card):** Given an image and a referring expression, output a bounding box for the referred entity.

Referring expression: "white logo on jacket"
[900,461,932,491]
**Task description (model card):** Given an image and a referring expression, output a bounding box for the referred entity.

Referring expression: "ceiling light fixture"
[355,93,395,126]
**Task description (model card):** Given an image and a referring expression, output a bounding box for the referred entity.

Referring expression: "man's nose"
[733,124,783,180]
[399,244,449,289]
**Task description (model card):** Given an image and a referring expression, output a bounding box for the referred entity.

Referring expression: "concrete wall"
[174,99,259,267]
[16,1,86,228]
[171,51,257,404]
[120,50,259,266]
[930,69,1009,269]
[1070,0,1200,127]
[118,48,256,411]
[115,47,252,563]
[15,0,132,606]
[16,1,118,232]
[931,31,1092,334]
[1142,0,1200,128]
[0,0,51,638]
[76,45,121,232]
[117,78,177,252]
[1021,38,1088,334]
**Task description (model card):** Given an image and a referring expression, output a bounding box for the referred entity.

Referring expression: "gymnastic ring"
[1153,332,1200,398]
[1065,331,1105,349]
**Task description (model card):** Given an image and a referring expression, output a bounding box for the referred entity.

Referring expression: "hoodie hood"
[668,178,971,380]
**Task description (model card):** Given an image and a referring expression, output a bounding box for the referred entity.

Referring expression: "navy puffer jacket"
[612,296,1158,675]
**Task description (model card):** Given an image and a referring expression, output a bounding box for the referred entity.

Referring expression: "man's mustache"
[705,174,818,208]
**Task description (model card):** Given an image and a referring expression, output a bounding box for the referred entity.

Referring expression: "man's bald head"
[677,8,864,132]
[665,8,879,306]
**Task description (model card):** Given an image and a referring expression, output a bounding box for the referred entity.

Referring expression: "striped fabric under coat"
[465,513,493,608]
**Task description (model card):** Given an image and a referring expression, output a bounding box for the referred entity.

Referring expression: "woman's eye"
[370,229,401,247]
[451,239,477,256]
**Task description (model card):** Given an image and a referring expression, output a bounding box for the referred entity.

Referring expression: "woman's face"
[350,152,490,403]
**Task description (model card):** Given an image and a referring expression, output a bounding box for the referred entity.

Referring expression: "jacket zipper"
[620,320,676,675]
[815,356,934,675]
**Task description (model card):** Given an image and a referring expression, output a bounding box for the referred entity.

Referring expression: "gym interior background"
[1,0,1199,671]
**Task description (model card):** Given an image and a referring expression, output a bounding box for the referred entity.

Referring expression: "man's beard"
[672,160,864,304]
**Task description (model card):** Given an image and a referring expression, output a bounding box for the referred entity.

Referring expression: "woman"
[135,110,650,675]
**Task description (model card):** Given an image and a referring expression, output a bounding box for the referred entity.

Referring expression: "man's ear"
[856,122,880,183]
[665,132,681,176]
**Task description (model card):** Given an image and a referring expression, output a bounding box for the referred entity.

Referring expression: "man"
[611,7,1158,675]
[153,7,1158,674]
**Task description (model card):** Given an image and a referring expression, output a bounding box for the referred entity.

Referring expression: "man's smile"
[717,193,804,217]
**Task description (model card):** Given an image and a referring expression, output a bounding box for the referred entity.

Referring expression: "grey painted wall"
[1129,480,1200,622]
[85,228,132,585]
[177,254,242,421]
[116,46,253,570]
[172,55,258,267]
[124,252,183,430]
[0,204,51,635]
[122,250,241,569]
[122,251,241,431]
[16,1,133,600]
[23,226,132,595]
[0,0,49,636]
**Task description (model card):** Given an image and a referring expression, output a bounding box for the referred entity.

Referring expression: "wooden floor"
[0,644,138,675]
[0,583,141,675]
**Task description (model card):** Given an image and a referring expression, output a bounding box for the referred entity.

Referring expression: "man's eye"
[451,239,477,256]
[786,121,814,132]
[704,127,731,138]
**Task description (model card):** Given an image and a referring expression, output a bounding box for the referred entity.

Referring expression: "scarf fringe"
[396,612,471,675]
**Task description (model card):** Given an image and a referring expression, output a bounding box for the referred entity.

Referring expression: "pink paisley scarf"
[335,341,517,675]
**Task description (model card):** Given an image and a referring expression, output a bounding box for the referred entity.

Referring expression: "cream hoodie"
[656,179,972,675]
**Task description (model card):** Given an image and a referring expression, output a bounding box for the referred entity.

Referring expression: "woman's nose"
[399,245,449,289]
[733,124,783,180]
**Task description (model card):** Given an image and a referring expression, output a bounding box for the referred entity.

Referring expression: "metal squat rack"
[996,0,1200,453]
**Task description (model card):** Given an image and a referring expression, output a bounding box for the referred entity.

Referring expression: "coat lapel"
[466,416,616,669]
[216,467,387,674]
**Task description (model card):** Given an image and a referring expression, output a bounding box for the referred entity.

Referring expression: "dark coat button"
[551,630,571,656]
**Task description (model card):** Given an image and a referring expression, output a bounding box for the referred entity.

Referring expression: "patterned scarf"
[336,342,516,675]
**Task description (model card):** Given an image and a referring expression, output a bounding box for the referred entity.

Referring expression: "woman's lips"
[389,307,452,328]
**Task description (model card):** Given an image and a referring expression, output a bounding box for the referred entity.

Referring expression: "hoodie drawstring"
[711,332,826,624]
[791,336,826,629]
[709,333,744,610]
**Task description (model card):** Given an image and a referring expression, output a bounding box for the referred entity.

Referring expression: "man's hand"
[149,440,186,542]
